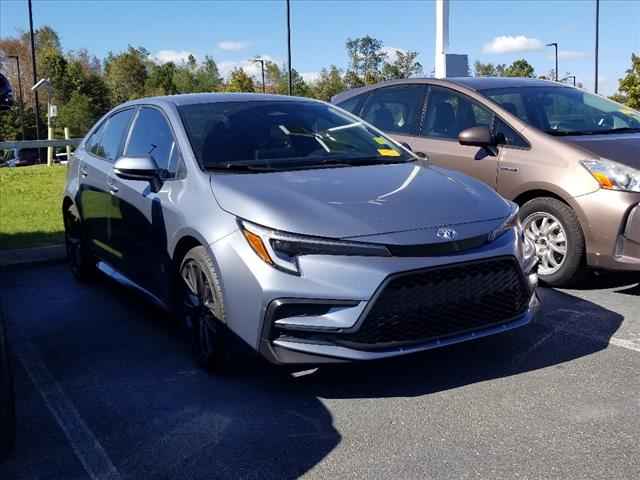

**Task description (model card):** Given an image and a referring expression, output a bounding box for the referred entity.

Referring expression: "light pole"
[595,0,600,93]
[285,0,293,95]
[8,56,26,140]
[31,78,52,166]
[27,0,42,143]
[253,58,266,93]
[546,42,558,81]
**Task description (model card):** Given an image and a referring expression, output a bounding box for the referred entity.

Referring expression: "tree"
[504,59,535,78]
[474,61,506,77]
[382,50,423,80]
[104,46,149,104]
[345,36,386,85]
[312,65,346,101]
[225,68,255,92]
[195,56,223,92]
[146,62,178,96]
[57,92,94,136]
[611,53,640,109]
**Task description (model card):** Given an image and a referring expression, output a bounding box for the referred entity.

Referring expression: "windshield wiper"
[205,162,277,172]
[545,127,640,136]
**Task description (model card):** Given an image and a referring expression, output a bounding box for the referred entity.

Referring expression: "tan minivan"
[333,77,640,287]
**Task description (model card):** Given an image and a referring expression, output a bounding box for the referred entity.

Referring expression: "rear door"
[359,83,427,148]
[78,108,135,264]
[109,106,183,296]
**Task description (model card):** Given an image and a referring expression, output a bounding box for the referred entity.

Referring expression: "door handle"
[80,166,89,178]
[500,166,519,173]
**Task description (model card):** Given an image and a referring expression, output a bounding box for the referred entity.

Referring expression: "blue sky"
[1,0,638,95]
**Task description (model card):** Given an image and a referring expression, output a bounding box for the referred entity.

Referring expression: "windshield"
[178,100,412,170]
[481,86,640,136]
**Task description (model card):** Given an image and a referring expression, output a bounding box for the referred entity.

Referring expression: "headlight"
[489,201,521,241]
[239,220,391,275]
[581,158,640,193]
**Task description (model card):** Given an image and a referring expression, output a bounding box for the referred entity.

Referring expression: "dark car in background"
[333,78,640,286]
[0,308,15,460]
[0,148,40,168]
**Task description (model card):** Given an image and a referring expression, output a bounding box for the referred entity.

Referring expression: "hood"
[210,162,511,240]
[560,132,640,170]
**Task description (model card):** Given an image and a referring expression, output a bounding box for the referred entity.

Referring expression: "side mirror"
[458,126,496,148]
[114,156,162,191]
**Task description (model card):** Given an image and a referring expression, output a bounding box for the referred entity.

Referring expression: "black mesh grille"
[334,257,529,349]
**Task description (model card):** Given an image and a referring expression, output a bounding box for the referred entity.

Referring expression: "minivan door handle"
[500,166,519,173]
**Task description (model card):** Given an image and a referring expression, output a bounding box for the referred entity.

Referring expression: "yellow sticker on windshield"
[378,148,401,157]
[373,136,387,145]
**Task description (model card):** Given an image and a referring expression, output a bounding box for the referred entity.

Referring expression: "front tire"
[179,246,231,373]
[520,197,586,287]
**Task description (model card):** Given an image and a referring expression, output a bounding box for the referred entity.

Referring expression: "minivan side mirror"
[458,126,496,148]
[113,156,162,191]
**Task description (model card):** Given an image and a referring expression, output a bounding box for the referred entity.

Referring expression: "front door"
[408,85,500,189]
[109,107,182,297]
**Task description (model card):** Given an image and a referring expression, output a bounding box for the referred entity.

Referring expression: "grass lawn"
[0,165,67,250]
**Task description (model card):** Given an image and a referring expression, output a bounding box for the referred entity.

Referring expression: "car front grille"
[334,257,530,350]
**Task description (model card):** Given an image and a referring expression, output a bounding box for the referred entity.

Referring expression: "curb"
[0,244,66,268]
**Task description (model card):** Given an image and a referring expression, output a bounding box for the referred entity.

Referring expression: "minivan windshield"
[481,86,640,136]
[178,100,413,171]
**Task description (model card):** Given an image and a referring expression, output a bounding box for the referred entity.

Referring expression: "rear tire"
[63,203,97,282]
[0,310,15,460]
[178,246,232,373]
[520,197,586,288]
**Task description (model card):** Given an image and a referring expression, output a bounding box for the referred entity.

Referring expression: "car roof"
[331,76,564,103]
[446,76,563,90]
[121,92,320,109]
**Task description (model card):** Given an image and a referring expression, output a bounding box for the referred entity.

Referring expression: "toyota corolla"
[63,93,540,371]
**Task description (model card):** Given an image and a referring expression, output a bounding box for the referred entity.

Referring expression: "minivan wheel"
[179,246,230,373]
[63,204,96,281]
[520,197,586,287]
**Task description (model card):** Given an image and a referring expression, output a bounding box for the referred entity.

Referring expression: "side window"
[421,87,492,139]
[86,120,107,156]
[97,109,135,161]
[488,93,530,123]
[337,94,366,115]
[126,107,177,171]
[361,85,426,135]
[494,118,528,148]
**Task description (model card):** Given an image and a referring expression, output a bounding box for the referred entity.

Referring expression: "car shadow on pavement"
[289,288,624,400]
[0,265,625,480]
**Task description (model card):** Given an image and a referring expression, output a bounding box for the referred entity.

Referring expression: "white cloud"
[301,71,320,83]
[482,35,544,54]
[151,50,197,64]
[381,46,406,63]
[554,50,589,61]
[217,40,251,52]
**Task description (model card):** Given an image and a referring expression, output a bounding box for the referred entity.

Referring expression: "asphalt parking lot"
[1,262,639,480]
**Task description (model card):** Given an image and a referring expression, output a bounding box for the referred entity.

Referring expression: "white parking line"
[15,341,122,480]
[610,337,640,353]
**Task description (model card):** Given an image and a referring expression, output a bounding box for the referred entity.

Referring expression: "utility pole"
[253,58,266,94]
[27,0,41,143]
[434,0,450,79]
[595,0,600,93]
[546,42,558,81]
[286,0,293,95]
[9,56,26,140]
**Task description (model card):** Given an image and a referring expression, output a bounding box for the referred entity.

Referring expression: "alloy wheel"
[180,260,219,362]
[523,212,568,276]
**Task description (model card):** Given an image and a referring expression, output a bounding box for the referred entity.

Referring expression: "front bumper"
[572,190,640,271]
[211,228,540,365]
